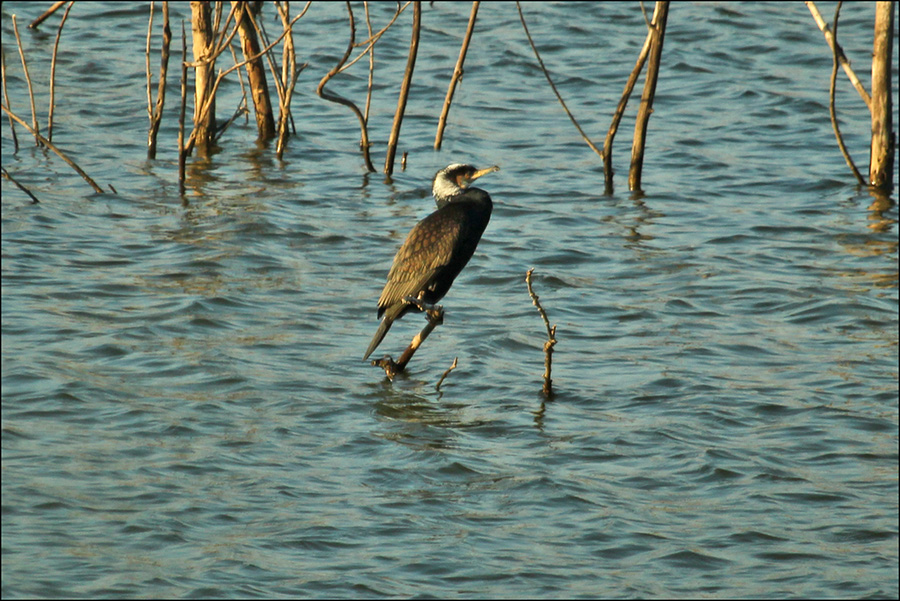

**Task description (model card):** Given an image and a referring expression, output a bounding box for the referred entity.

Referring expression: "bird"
[363,163,500,361]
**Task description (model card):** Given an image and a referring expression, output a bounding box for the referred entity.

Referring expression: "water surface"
[2,2,897,598]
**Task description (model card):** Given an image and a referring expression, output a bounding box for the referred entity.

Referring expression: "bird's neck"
[434,187,491,210]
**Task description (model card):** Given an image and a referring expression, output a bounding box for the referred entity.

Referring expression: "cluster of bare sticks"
[2,4,106,200]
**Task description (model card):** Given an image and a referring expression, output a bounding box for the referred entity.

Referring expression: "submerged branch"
[2,103,105,194]
[2,167,40,203]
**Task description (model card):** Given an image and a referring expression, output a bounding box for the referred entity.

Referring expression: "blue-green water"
[2,2,897,598]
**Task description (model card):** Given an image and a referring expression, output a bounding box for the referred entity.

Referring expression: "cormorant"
[363,163,499,361]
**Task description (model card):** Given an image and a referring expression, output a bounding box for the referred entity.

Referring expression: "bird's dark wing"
[377,207,464,313]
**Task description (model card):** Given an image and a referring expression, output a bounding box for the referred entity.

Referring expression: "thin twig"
[2,103,106,194]
[2,167,40,203]
[275,0,296,154]
[435,357,459,391]
[227,40,249,122]
[435,1,480,150]
[211,2,239,60]
[208,2,236,56]
[828,2,865,185]
[517,2,603,159]
[526,268,557,398]
[638,1,653,29]
[339,2,411,74]
[805,1,871,110]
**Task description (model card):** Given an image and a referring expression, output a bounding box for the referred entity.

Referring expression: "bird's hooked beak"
[462,165,499,187]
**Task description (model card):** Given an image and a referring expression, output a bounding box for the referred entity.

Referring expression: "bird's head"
[432,163,499,204]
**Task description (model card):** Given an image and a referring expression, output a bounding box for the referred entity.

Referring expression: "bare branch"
[435,357,459,391]
[385,1,421,176]
[603,13,654,193]
[525,268,557,398]
[435,1,480,150]
[628,1,668,193]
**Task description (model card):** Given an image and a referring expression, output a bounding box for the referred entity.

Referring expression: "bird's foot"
[402,296,443,324]
[404,296,444,325]
[426,304,444,326]
[402,295,428,310]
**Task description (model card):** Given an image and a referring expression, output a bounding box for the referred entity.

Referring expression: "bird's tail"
[363,315,394,361]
